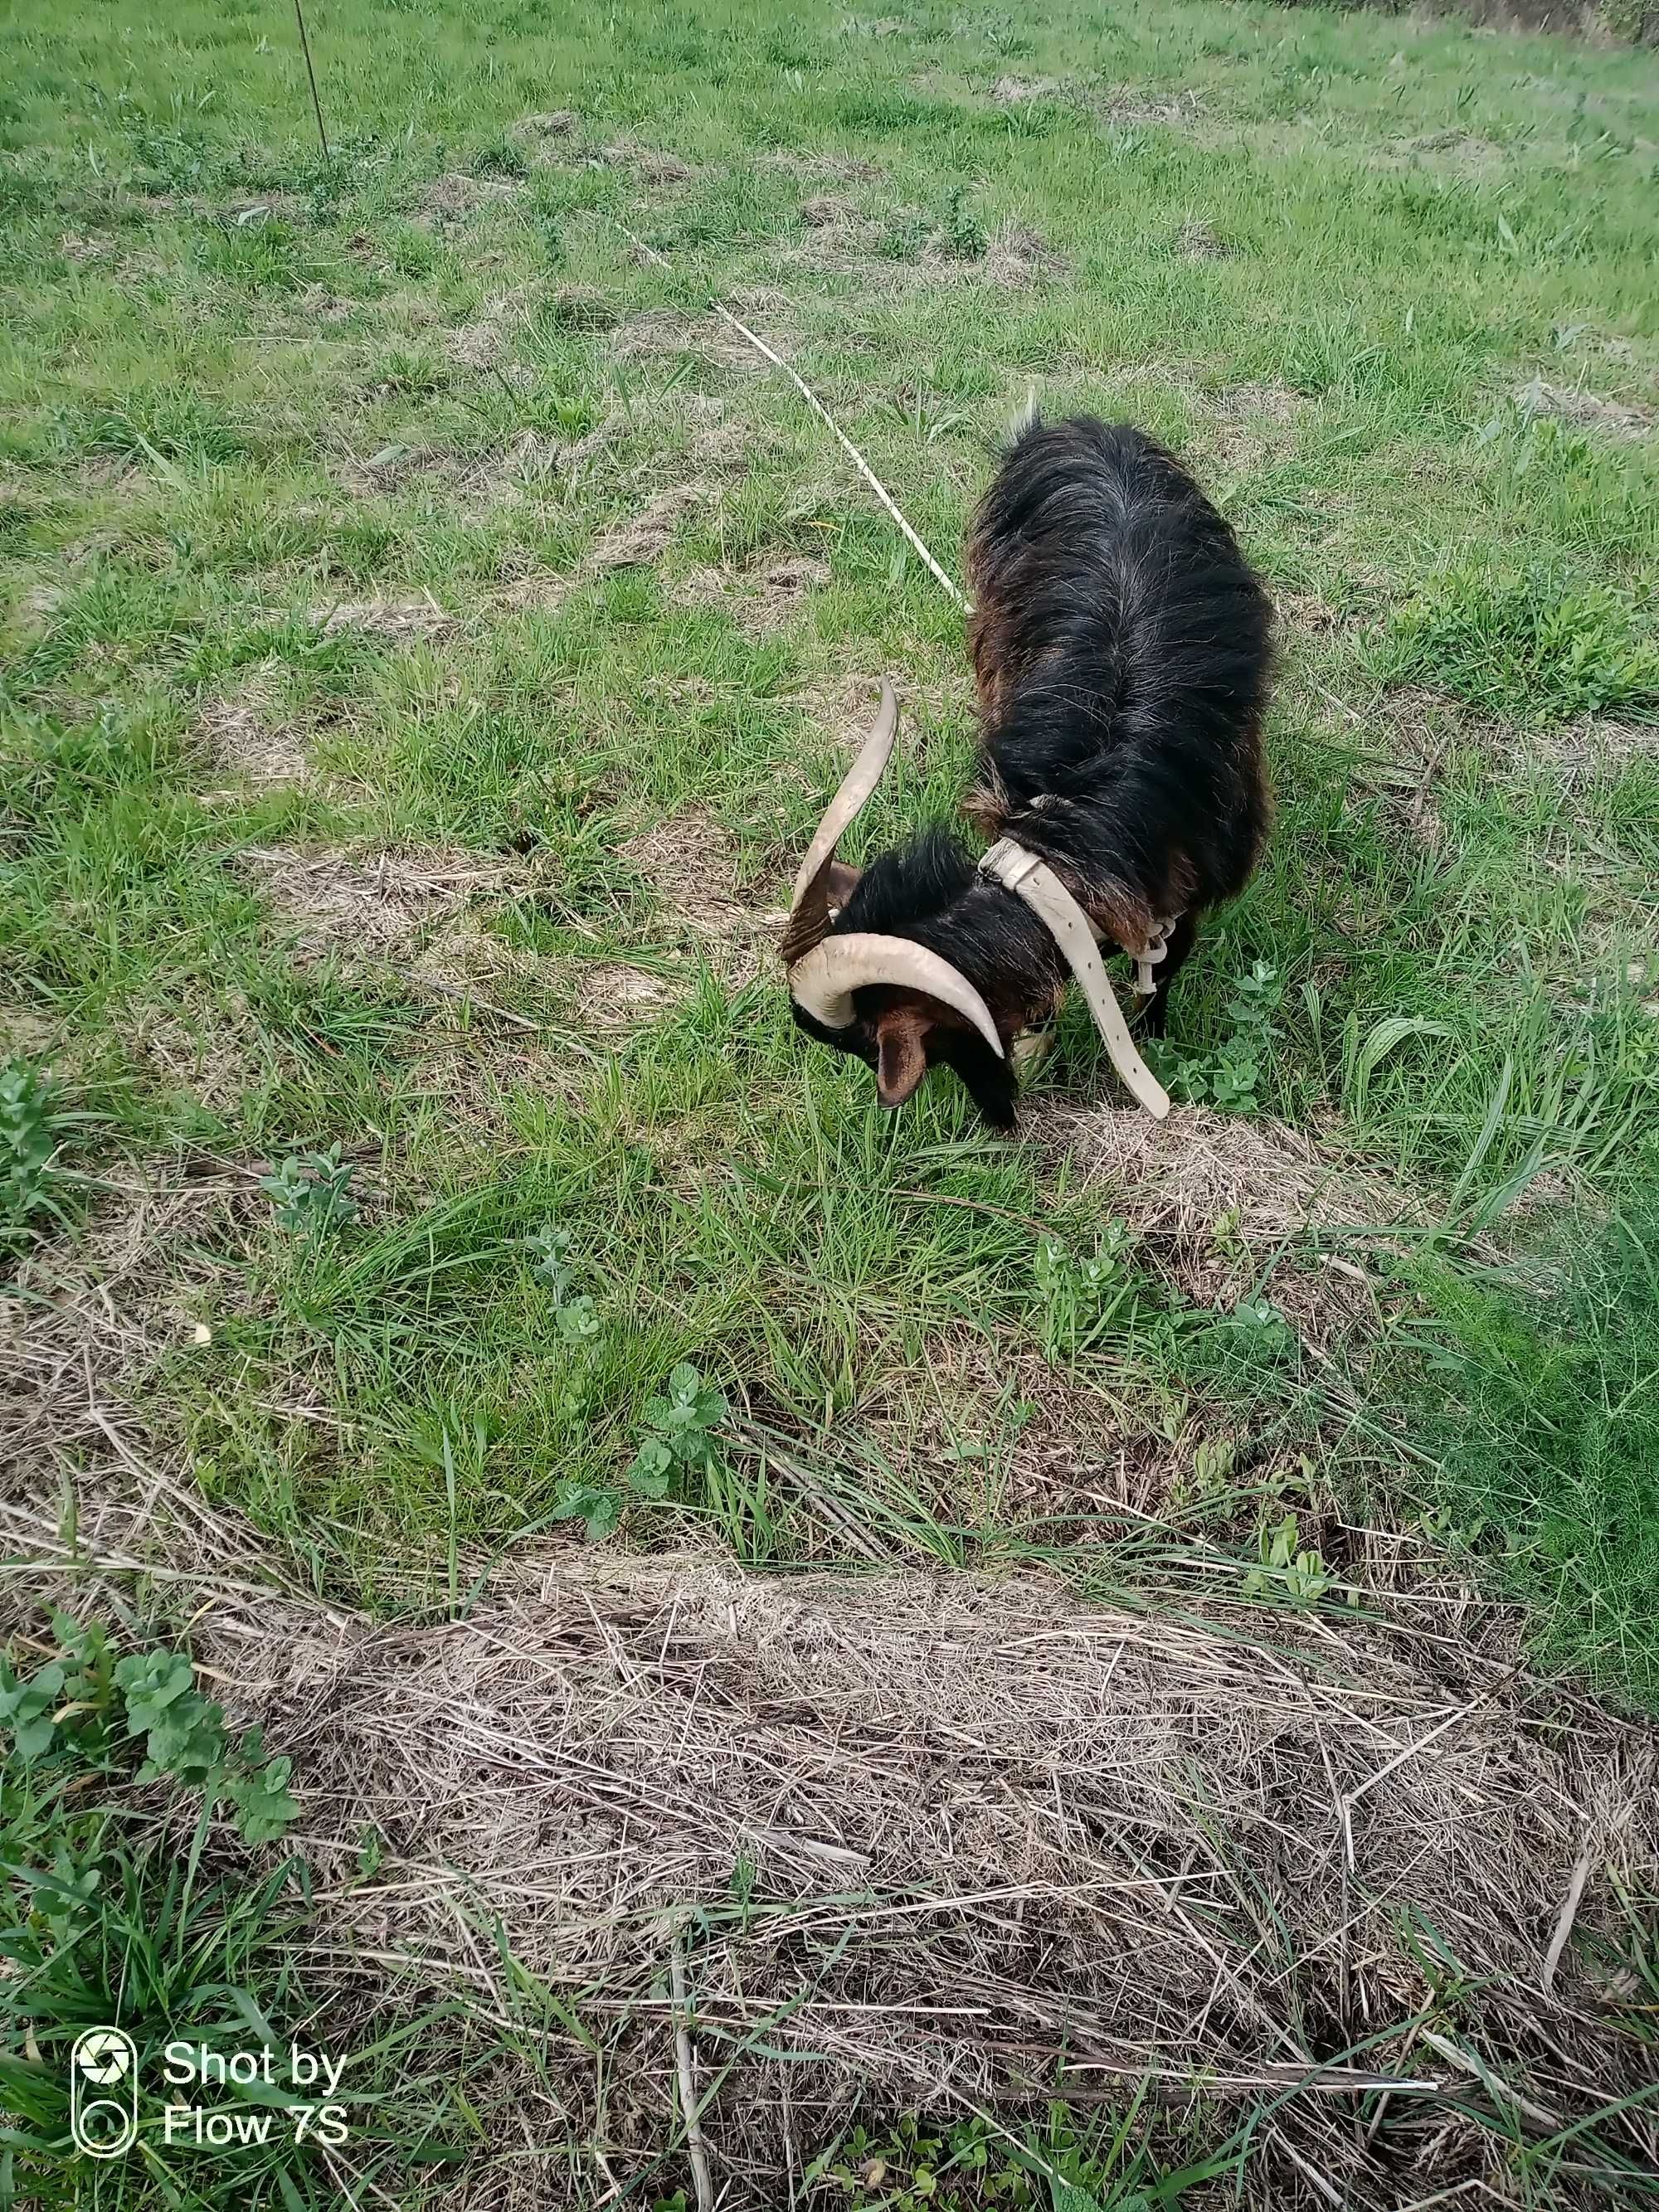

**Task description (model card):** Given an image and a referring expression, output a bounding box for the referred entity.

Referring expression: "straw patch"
[617,810,781,987]
[990,73,1072,105]
[195,696,308,788]
[1513,376,1653,441]
[570,960,679,1026]
[981,219,1072,287]
[590,481,713,571]
[308,595,454,641]
[599,136,698,187]
[202,1549,1659,2209]
[234,847,540,1004]
[1029,1103,1418,1345]
[415,172,522,226]
[1036,1103,1416,1237]
[609,307,795,377]
[1096,85,1208,128]
[676,552,830,633]
[1377,129,1505,175]
[445,290,529,371]
[0,1174,260,1500]
[1175,219,1233,260]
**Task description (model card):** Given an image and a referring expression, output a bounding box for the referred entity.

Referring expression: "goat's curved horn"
[788,932,1004,1059]
[784,679,898,956]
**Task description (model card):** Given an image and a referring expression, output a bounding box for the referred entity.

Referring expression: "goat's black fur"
[795,415,1273,1126]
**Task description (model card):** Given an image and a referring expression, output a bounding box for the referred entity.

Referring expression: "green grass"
[4,0,1659,2199]
[2,0,1653,1665]
[1391,1208,1659,1704]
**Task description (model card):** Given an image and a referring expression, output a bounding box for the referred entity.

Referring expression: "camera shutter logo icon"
[71,2027,139,2157]
[75,2030,132,2084]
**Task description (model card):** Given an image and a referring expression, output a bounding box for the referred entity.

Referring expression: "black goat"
[783,415,1273,1126]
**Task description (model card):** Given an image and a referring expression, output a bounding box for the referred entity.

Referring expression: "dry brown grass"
[1027,1102,1422,1354]
[137,1541,1659,2205]
[7,1222,1657,2210]
[675,551,831,633]
[1032,1104,1417,1248]
[590,479,715,571]
[1513,376,1654,441]
[234,844,526,960]
[609,305,798,377]
[195,695,309,788]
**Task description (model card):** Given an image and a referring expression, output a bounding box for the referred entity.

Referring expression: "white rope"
[611,217,971,612]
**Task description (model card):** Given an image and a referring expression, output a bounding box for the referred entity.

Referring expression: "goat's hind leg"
[1138,912,1199,1038]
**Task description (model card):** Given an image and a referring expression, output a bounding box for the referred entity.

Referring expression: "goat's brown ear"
[824,861,862,915]
[780,860,864,965]
[873,1005,931,1109]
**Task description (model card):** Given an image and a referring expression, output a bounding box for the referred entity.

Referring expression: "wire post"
[294,0,332,165]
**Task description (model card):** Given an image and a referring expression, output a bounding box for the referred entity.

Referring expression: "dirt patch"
[401,1029,588,1135]
[598,137,697,187]
[18,580,63,622]
[1279,588,1350,636]
[195,698,308,788]
[129,1003,273,1117]
[1514,375,1653,440]
[339,439,463,495]
[414,172,521,226]
[1175,219,1233,260]
[1523,712,1659,780]
[854,1334,1221,1529]
[238,847,461,956]
[982,217,1071,287]
[589,480,712,571]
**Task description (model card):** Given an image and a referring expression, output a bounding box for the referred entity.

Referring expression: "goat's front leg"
[1138,912,1199,1038]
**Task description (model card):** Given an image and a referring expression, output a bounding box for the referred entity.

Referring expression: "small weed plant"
[0,1611,299,1845]
[0,1058,88,1242]
[260,1142,360,1244]
[552,1361,730,1539]
[1159,962,1284,1113]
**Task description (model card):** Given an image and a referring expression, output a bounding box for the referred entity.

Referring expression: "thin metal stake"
[294,0,332,165]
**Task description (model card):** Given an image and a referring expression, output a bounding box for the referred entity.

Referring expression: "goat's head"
[781,681,1036,1125]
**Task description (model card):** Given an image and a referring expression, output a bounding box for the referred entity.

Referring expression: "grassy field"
[3,0,1659,2203]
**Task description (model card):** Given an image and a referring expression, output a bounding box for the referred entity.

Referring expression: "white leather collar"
[979,838,1173,1119]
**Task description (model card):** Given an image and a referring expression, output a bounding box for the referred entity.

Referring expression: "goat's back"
[966,416,1272,915]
